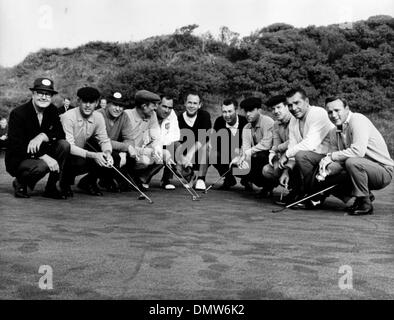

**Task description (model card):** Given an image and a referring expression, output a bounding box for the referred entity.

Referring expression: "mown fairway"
[0,153,393,299]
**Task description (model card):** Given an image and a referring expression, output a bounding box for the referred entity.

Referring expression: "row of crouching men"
[5,77,393,216]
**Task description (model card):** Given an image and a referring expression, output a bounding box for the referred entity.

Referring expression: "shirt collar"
[133,108,150,122]
[225,115,239,129]
[279,113,291,125]
[336,111,353,132]
[76,107,94,123]
[251,113,261,128]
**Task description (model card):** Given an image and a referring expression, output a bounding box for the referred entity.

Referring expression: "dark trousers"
[160,142,179,182]
[60,155,102,186]
[16,139,70,190]
[0,139,7,149]
[244,150,269,187]
[345,157,392,197]
[161,165,173,182]
[295,151,326,195]
[262,161,301,191]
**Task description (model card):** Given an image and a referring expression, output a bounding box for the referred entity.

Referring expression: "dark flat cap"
[135,90,160,104]
[77,87,100,102]
[240,97,262,111]
[107,91,128,107]
[29,77,58,94]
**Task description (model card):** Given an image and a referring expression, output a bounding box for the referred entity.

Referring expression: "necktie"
[336,125,345,151]
[252,128,258,146]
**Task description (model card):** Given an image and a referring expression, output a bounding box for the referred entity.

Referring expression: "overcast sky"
[0,0,393,67]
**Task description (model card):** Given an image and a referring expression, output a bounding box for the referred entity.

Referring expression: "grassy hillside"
[0,15,393,154]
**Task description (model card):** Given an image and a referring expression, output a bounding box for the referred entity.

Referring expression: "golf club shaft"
[109,164,153,203]
[168,159,200,198]
[86,142,153,203]
[273,184,338,213]
[165,162,199,198]
[205,167,232,192]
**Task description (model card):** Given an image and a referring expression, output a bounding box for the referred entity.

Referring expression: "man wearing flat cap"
[123,90,164,189]
[5,77,70,199]
[230,96,274,194]
[60,86,114,196]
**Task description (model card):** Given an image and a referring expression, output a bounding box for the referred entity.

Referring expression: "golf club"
[165,160,200,200]
[86,142,153,203]
[272,184,338,213]
[204,167,233,194]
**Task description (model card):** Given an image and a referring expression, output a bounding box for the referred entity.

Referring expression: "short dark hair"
[266,95,286,108]
[325,96,349,107]
[240,97,262,112]
[285,87,307,99]
[222,98,238,108]
[160,94,174,102]
[184,92,201,103]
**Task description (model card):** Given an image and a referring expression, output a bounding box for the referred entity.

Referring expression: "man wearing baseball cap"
[123,89,164,189]
[5,77,70,199]
[59,86,113,196]
[95,91,139,191]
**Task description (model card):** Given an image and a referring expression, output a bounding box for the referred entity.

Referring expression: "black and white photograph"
[0,0,393,306]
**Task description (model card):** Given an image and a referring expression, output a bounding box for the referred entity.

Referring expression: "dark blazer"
[5,100,65,176]
[58,104,75,115]
[213,114,248,157]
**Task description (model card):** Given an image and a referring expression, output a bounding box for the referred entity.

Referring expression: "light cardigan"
[159,109,180,146]
[329,112,394,168]
[285,106,334,158]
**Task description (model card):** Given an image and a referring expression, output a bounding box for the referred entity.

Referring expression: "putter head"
[192,196,198,201]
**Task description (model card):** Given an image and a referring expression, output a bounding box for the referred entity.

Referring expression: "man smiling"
[277,87,334,205]
[93,91,137,192]
[5,77,70,199]
[211,98,247,190]
[318,97,394,215]
[60,87,113,196]
[177,93,211,190]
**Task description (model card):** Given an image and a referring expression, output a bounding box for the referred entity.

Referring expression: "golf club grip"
[205,167,233,192]
[86,142,153,203]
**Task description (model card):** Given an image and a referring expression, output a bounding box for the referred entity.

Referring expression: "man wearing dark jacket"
[5,77,70,199]
[58,97,75,115]
[211,98,248,190]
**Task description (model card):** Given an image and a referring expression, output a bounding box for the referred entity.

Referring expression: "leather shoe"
[98,178,120,192]
[13,179,29,198]
[275,191,298,206]
[255,188,273,199]
[218,176,237,190]
[240,178,253,191]
[78,180,103,196]
[346,193,375,212]
[348,197,373,215]
[60,184,73,197]
[43,187,67,199]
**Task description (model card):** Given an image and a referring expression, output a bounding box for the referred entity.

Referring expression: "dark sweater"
[178,109,212,144]
[213,114,248,157]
